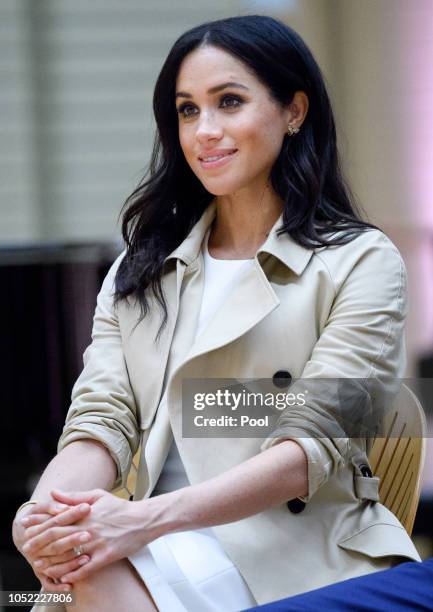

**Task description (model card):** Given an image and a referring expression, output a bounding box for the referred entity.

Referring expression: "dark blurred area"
[1,243,119,598]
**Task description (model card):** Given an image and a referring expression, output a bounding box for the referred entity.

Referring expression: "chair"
[368,383,427,535]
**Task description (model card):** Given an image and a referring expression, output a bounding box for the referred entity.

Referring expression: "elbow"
[289,440,309,498]
[274,439,309,499]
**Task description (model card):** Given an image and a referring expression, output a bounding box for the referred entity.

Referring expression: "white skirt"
[128,527,257,612]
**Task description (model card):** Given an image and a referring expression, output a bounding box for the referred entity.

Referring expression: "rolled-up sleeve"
[261,231,408,502]
[57,250,140,490]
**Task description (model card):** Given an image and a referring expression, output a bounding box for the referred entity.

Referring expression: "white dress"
[127,235,258,611]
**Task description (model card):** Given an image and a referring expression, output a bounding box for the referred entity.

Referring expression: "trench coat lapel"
[164,200,314,368]
[184,259,279,361]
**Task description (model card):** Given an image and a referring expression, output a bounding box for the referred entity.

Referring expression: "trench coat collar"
[165,200,314,276]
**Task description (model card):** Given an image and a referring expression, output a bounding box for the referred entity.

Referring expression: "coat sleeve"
[57,250,140,490]
[260,230,408,502]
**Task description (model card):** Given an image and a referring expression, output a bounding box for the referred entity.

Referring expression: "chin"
[200,178,247,197]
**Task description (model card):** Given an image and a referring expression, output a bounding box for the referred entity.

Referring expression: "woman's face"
[175,45,292,196]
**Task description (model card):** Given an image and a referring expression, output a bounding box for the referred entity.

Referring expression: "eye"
[177,103,197,118]
[176,94,244,119]
[220,94,243,109]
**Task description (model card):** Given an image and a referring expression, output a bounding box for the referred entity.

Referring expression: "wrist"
[134,488,193,540]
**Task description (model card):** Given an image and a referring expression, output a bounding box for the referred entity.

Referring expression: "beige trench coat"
[56,201,420,606]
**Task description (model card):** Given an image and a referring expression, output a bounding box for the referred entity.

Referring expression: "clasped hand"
[20,489,151,585]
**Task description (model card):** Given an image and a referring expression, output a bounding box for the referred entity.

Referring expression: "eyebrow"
[175,81,249,99]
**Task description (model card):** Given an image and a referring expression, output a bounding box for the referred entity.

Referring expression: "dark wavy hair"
[114,14,379,338]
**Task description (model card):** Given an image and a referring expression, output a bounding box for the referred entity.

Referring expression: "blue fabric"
[243,558,433,611]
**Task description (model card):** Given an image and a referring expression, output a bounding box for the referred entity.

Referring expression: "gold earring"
[287,124,300,136]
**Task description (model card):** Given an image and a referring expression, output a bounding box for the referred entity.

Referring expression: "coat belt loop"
[354,474,380,502]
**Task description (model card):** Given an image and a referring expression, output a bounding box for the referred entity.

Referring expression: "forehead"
[176,45,257,89]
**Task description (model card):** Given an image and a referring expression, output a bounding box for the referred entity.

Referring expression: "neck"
[208,181,283,259]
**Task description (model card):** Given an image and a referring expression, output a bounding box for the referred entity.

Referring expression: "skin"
[13,45,309,609]
[12,440,116,593]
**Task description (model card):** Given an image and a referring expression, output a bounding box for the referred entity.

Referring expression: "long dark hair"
[114,14,379,337]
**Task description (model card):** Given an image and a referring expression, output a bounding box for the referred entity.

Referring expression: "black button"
[272,370,292,389]
[359,464,373,478]
[287,498,306,514]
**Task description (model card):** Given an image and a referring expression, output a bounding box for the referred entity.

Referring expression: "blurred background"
[1,0,433,605]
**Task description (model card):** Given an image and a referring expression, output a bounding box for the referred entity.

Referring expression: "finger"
[60,549,110,583]
[51,488,104,505]
[23,525,90,555]
[48,502,71,514]
[18,501,70,522]
[43,554,91,580]
[19,513,52,528]
[37,530,93,558]
[43,504,91,528]
[34,548,79,569]
[36,571,72,593]
[24,504,91,538]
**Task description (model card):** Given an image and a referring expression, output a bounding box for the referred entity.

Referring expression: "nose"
[195,110,223,143]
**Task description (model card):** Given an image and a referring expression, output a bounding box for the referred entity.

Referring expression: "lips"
[197,149,238,170]
[198,149,238,161]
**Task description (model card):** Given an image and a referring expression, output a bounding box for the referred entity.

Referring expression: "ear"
[286,91,309,129]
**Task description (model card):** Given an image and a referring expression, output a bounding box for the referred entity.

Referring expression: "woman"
[12,14,420,611]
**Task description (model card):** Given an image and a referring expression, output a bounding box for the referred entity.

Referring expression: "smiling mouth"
[198,149,238,162]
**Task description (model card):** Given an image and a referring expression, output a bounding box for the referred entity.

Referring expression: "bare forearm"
[30,439,117,504]
[144,440,308,535]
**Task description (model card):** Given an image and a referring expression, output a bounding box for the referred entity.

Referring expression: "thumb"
[51,488,104,505]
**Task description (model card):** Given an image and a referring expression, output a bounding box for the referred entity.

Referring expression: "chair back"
[369,383,426,535]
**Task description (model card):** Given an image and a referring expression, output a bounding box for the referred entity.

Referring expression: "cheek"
[236,111,283,151]
[265,130,285,159]
[239,123,284,169]
[259,113,285,149]
[178,129,194,162]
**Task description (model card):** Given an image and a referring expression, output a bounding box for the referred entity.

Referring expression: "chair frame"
[369,383,427,535]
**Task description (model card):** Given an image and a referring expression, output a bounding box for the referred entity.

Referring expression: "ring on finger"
[73,544,85,557]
